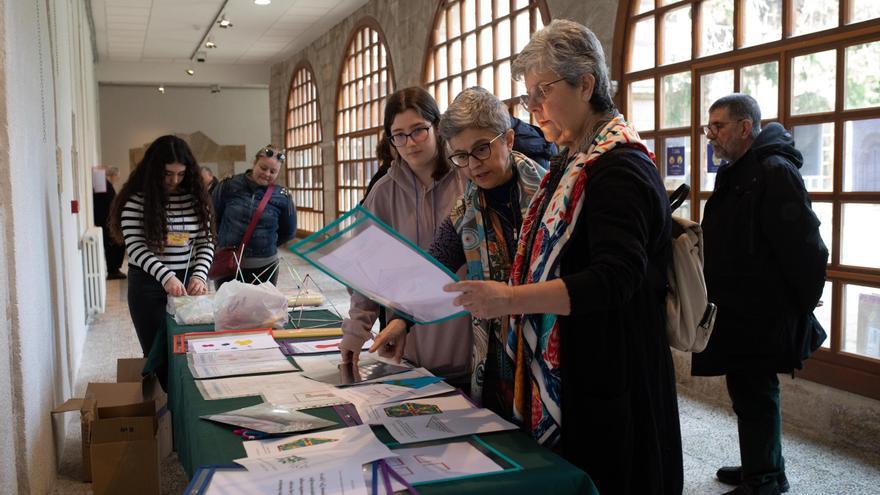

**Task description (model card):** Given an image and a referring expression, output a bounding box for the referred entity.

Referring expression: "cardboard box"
[90,401,159,495]
[52,358,171,488]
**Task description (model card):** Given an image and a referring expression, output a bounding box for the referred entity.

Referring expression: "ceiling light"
[185,68,195,76]
[218,16,233,28]
[158,85,165,94]
[210,85,221,94]
[205,39,217,49]
[254,0,271,5]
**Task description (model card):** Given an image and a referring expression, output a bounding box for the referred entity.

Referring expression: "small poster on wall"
[92,167,107,193]
[666,146,685,177]
[706,143,725,173]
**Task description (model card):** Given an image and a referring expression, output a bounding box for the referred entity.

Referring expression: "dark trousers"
[215,259,279,289]
[127,266,189,356]
[726,372,785,487]
[101,226,124,273]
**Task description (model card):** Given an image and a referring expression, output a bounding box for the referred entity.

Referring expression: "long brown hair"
[383,87,450,180]
[109,135,214,251]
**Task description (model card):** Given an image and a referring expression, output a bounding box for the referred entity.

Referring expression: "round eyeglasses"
[518,77,566,112]
[258,145,285,162]
[448,132,505,168]
[389,125,432,147]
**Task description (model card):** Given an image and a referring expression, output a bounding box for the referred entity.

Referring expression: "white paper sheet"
[238,425,395,473]
[189,359,297,379]
[358,394,476,425]
[385,440,505,490]
[383,408,518,444]
[191,332,279,353]
[205,464,368,495]
[188,348,288,366]
[288,338,373,355]
[195,373,347,411]
[337,381,455,414]
[315,225,463,323]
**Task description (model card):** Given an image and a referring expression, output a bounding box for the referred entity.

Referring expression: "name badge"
[166,231,190,247]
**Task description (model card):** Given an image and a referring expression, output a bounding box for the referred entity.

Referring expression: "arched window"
[617,0,880,398]
[285,63,324,234]
[423,0,550,117]
[336,21,395,215]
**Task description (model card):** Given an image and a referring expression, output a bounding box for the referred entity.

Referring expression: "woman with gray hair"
[444,20,683,493]
[366,86,545,416]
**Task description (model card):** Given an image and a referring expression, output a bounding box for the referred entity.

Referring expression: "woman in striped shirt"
[110,135,214,356]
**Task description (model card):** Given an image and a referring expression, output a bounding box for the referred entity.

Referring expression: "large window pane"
[792,50,837,115]
[636,0,654,14]
[849,0,880,24]
[793,0,839,37]
[629,79,655,132]
[700,69,734,125]
[740,61,779,119]
[663,135,691,190]
[816,281,833,348]
[662,6,691,65]
[843,284,880,359]
[812,201,834,260]
[844,118,880,192]
[845,41,880,110]
[841,204,880,268]
[629,17,655,72]
[662,71,691,128]
[701,0,734,57]
[793,123,834,192]
[743,0,781,47]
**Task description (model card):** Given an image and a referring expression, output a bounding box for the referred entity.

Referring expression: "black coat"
[692,123,828,377]
[556,147,683,494]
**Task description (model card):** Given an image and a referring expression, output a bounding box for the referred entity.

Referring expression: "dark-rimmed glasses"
[258,145,285,162]
[389,125,432,147]
[701,119,746,136]
[519,77,566,112]
[448,132,505,168]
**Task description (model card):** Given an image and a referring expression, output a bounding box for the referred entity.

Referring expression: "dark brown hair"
[109,135,214,250]
[383,87,450,180]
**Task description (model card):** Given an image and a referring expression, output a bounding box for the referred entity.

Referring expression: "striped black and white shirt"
[121,193,214,285]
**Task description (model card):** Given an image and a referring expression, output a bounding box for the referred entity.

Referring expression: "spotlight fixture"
[254,0,271,5]
[205,38,217,49]
[210,84,221,94]
[185,68,195,76]
[217,16,233,28]
[196,51,207,63]
[158,85,165,94]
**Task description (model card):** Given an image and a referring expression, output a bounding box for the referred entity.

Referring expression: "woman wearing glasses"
[444,20,683,494]
[365,87,545,416]
[212,145,297,286]
[339,87,473,386]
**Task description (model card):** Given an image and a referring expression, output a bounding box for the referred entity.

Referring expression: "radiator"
[82,226,106,315]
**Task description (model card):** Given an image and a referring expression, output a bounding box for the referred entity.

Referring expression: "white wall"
[0,0,98,492]
[99,85,271,181]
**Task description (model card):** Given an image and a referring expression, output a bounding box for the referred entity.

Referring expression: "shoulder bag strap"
[238,184,275,251]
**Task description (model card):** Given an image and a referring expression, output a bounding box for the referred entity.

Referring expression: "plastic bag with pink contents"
[213,280,288,329]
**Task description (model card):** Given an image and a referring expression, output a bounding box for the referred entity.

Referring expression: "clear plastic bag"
[167,295,215,325]
[214,280,288,330]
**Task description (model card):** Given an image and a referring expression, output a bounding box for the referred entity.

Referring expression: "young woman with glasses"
[339,87,473,388]
[364,86,546,416]
[211,145,297,287]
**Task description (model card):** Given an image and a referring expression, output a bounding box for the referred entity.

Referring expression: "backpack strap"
[669,183,690,213]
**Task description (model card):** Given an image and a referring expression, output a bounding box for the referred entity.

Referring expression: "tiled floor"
[53,251,880,494]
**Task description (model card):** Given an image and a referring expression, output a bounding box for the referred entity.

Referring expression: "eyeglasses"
[701,119,746,136]
[388,125,432,147]
[448,132,505,168]
[518,77,566,112]
[258,145,285,162]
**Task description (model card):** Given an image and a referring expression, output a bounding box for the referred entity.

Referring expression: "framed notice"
[666,146,685,176]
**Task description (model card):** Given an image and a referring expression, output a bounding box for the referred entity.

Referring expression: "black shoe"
[107,271,127,280]
[716,467,790,492]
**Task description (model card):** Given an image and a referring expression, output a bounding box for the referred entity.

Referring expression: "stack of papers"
[196,372,349,411]
[200,403,337,434]
[187,348,295,379]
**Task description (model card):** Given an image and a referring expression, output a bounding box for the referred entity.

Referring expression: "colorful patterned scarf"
[506,115,653,446]
[450,151,544,403]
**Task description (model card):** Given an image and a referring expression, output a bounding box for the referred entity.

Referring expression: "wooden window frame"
[285,62,325,236]
[335,18,396,217]
[421,0,551,118]
[613,0,880,399]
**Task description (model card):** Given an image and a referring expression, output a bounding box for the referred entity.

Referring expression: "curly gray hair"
[511,19,615,113]
[438,87,511,140]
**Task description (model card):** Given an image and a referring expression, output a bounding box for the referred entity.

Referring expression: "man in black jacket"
[693,94,828,495]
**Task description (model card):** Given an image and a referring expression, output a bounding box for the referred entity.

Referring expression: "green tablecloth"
[155,313,597,495]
